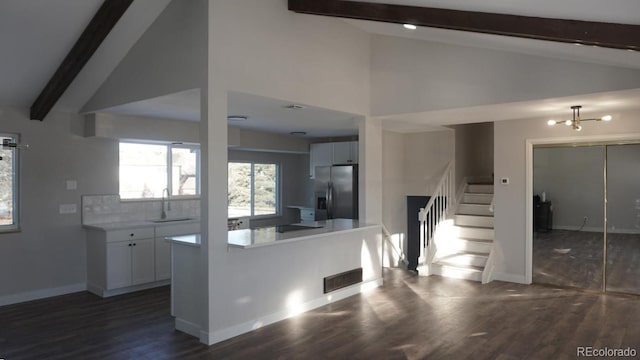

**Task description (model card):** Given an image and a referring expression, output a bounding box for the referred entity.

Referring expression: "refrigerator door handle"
[327,182,333,219]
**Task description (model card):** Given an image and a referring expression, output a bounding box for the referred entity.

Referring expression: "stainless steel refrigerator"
[314,165,358,220]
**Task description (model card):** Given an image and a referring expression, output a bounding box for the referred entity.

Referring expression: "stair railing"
[417,161,454,275]
[382,224,409,269]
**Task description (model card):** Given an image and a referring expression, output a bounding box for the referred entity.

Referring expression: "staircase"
[430,183,494,282]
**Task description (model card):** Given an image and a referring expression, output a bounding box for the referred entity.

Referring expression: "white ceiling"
[378,88,640,132]
[4,0,640,137]
[102,90,361,138]
[0,0,170,111]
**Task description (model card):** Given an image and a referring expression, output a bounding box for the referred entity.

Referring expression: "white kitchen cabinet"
[106,238,155,289]
[333,141,358,164]
[154,222,199,281]
[309,141,359,178]
[87,226,158,297]
[309,142,333,179]
[86,221,199,297]
[105,240,133,290]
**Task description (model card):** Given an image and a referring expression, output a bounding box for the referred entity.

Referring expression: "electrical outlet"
[59,204,77,214]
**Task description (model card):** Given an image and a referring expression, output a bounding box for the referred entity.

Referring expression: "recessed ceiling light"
[403,24,417,30]
[290,131,307,136]
[283,104,306,110]
[227,115,247,121]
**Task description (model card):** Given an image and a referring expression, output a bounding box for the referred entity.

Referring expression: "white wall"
[0,107,117,304]
[451,122,494,189]
[83,0,207,112]
[86,113,200,143]
[215,0,371,115]
[229,126,310,154]
[494,111,640,283]
[370,34,640,117]
[381,129,454,265]
[205,0,376,345]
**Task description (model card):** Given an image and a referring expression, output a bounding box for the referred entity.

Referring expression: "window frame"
[0,132,20,233]
[119,141,201,200]
[228,160,281,218]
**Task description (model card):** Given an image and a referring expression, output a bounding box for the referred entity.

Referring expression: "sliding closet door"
[605,144,640,295]
[533,146,604,290]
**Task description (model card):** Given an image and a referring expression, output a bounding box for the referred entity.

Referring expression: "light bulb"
[565,120,572,126]
[547,120,557,126]
[601,115,612,121]
[576,125,582,131]
[403,24,417,30]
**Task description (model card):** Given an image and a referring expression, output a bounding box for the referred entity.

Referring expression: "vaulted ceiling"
[2,0,639,135]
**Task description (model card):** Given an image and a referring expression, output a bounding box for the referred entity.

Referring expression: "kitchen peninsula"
[166,218,383,340]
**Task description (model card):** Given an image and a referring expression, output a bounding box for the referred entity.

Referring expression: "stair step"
[430,263,483,281]
[456,225,494,240]
[445,237,493,253]
[457,203,493,216]
[462,193,493,205]
[438,252,489,267]
[467,184,494,194]
[454,214,494,228]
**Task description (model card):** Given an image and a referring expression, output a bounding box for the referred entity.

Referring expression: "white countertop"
[83,218,200,231]
[227,219,378,249]
[165,234,201,247]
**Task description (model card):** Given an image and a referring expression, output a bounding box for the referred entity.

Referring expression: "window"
[0,133,19,231]
[119,142,200,199]
[228,162,279,217]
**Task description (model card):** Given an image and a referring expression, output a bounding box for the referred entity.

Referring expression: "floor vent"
[324,268,363,294]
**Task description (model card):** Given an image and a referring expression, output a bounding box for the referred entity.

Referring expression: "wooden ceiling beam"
[288,0,640,51]
[30,0,133,121]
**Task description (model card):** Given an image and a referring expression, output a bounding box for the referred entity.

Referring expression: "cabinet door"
[349,141,359,164]
[131,238,156,285]
[106,241,133,290]
[309,143,333,178]
[155,237,172,281]
[332,142,352,164]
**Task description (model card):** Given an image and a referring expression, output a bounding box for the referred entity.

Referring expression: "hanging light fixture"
[547,105,612,131]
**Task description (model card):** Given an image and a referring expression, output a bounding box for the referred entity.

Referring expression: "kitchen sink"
[150,217,195,223]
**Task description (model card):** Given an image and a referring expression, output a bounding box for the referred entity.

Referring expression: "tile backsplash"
[82,194,200,225]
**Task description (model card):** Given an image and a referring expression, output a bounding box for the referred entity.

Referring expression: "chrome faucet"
[161,188,171,219]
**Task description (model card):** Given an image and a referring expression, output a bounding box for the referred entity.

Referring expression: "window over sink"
[228,162,279,218]
[119,141,201,200]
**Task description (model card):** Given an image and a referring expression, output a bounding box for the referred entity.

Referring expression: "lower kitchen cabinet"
[86,222,199,297]
[86,226,162,297]
[106,238,155,289]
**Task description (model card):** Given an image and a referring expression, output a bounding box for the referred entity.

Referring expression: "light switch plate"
[501,177,510,185]
[66,180,77,190]
[59,204,77,214]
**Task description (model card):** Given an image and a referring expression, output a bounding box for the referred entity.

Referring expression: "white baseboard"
[175,318,201,338]
[0,282,87,307]
[204,278,383,346]
[493,272,529,285]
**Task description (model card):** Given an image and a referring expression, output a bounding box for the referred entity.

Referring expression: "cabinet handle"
[133,243,136,246]
[128,243,132,247]
[130,233,134,237]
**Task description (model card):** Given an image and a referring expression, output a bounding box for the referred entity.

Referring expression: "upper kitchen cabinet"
[333,141,358,165]
[309,141,358,178]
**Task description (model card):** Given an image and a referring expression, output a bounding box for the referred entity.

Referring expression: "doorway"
[532,143,640,295]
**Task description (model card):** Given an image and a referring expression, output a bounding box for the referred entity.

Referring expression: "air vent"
[323,268,363,294]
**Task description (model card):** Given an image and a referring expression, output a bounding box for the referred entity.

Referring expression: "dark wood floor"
[2,269,640,359]
[534,229,640,294]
